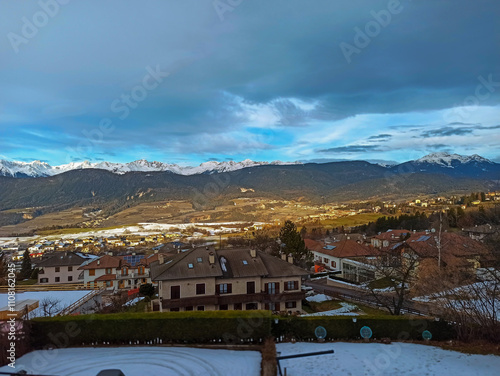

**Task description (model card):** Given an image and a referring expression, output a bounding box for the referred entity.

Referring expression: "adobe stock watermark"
[340,0,404,64]
[443,74,500,124]
[213,0,245,22]
[65,65,169,162]
[7,0,70,54]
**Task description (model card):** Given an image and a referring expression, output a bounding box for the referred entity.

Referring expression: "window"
[242,260,248,265]
[247,281,255,294]
[40,278,48,283]
[68,266,73,272]
[197,257,203,263]
[219,304,228,310]
[55,277,60,282]
[331,260,336,268]
[106,268,112,275]
[138,266,145,275]
[106,281,113,287]
[245,303,258,310]
[188,263,194,269]
[185,306,193,311]
[55,267,60,273]
[285,301,297,309]
[170,308,179,312]
[265,282,279,295]
[171,285,180,299]
[265,302,280,311]
[122,267,128,276]
[323,257,328,263]
[216,283,232,294]
[89,269,95,276]
[284,281,298,291]
[197,305,205,311]
[234,303,242,310]
[196,283,205,295]
[68,276,73,282]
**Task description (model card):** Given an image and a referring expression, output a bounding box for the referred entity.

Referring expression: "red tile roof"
[373,229,410,240]
[308,239,378,258]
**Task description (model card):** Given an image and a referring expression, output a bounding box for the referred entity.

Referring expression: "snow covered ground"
[0,347,261,376]
[277,342,500,376]
[306,294,333,303]
[0,290,92,317]
[302,302,359,317]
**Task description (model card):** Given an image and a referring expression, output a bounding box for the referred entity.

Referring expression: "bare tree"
[367,248,420,315]
[40,297,63,317]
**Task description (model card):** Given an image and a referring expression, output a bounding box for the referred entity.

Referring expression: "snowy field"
[0,290,92,317]
[277,342,500,376]
[0,347,261,376]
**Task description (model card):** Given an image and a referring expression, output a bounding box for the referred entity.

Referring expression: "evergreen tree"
[19,249,32,280]
[0,253,7,285]
[279,220,312,268]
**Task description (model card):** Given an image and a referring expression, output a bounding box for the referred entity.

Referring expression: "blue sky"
[1,0,499,166]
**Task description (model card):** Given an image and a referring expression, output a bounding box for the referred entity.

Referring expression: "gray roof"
[37,252,86,268]
[151,247,309,281]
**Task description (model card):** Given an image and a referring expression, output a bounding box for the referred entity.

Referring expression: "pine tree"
[279,220,312,268]
[19,249,32,280]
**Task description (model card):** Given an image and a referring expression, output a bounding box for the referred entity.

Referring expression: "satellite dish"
[431,228,436,233]
[360,326,373,339]
[315,326,327,339]
[422,330,432,340]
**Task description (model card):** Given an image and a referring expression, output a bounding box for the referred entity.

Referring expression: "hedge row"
[30,312,456,349]
[272,315,456,341]
[31,311,273,348]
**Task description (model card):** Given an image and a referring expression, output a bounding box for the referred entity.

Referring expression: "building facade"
[151,247,308,313]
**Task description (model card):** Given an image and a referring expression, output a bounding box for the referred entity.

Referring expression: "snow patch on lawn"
[0,347,261,376]
[306,294,333,302]
[302,302,359,317]
[277,342,500,376]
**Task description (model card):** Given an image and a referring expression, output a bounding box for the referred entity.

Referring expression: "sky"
[0,0,499,166]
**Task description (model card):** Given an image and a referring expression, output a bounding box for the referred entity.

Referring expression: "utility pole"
[437,211,442,268]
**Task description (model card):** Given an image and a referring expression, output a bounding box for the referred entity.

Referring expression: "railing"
[56,288,105,316]
[116,271,149,279]
[161,291,305,309]
[0,282,85,293]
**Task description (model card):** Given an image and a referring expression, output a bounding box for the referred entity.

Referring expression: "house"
[37,252,87,284]
[371,229,410,248]
[397,231,491,274]
[78,253,158,290]
[462,224,498,242]
[306,239,379,283]
[151,247,308,313]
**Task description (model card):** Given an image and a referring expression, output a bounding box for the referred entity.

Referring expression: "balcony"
[161,291,305,309]
[116,271,149,279]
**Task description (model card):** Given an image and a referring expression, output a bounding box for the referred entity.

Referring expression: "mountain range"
[0,153,498,230]
[0,159,300,178]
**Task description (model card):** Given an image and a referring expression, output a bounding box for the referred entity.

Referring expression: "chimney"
[158,254,164,264]
[281,253,287,261]
[97,260,100,265]
[287,255,294,264]
[209,252,215,265]
[108,252,113,256]
[154,249,159,254]
[250,249,257,258]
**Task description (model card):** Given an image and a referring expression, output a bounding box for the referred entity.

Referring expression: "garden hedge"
[30,312,456,349]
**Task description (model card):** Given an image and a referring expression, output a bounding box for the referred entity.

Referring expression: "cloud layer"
[0,0,499,164]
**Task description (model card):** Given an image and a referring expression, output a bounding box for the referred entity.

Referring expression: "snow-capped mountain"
[0,159,301,178]
[414,152,494,167]
[392,152,500,179]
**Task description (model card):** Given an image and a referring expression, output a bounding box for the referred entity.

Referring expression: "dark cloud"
[318,145,380,153]
[368,134,392,141]
[421,127,474,138]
